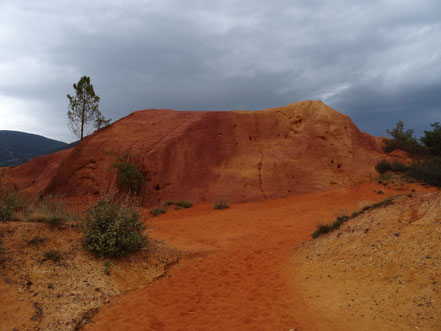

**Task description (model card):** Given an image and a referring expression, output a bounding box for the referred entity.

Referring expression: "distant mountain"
[46,140,81,155]
[0,130,69,167]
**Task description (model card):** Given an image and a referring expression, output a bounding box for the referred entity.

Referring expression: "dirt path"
[86,183,430,330]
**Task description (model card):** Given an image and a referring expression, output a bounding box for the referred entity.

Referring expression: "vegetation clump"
[42,249,62,262]
[83,194,146,257]
[384,121,425,156]
[103,261,114,276]
[420,122,441,157]
[67,75,110,140]
[163,200,193,210]
[390,161,408,172]
[375,160,392,174]
[407,158,441,187]
[26,235,46,246]
[0,184,25,221]
[150,200,193,216]
[312,215,350,239]
[112,152,144,195]
[375,160,408,174]
[150,207,167,217]
[312,198,393,239]
[214,196,229,210]
[379,121,441,188]
[14,194,79,226]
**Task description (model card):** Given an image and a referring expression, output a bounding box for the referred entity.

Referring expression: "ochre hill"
[3,101,384,205]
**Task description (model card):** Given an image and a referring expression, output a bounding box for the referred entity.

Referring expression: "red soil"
[2,148,72,193]
[3,101,384,206]
[85,182,433,330]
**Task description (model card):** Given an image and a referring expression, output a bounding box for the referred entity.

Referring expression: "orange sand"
[86,183,435,330]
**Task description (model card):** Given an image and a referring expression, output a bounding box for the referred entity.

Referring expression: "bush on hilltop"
[379,121,441,188]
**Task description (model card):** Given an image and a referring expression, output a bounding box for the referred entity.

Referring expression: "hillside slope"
[3,101,384,205]
[292,192,441,330]
[0,131,67,167]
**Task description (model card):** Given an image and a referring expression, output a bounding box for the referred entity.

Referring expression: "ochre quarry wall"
[3,101,384,205]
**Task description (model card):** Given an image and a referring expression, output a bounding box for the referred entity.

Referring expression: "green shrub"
[112,152,144,195]
[214,196,229,210]
[384,139,425,155]
[42,249,62,262]
[83,195,146,257]
[374,159,406,177]
[0,185,25,221]
[163,200,193,209]
[331,215,350,230]
[350,211,362,218]
[406,158,441,187]
[383,120,441,157]
[312,224,331,239]
[384,121,425,156]
[150,207,167,217]
[375,160,392,173]
[378,174,391,184]
[370,198,393,209]
[379,121,441,188]
[421,122,441,156]
[391,161,408,172]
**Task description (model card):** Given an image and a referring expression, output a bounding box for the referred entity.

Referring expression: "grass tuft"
[214,195,229,210]
[25,235,46,246]
[42,250,62,262]
[150,207,167,217]
[163,200,193,209]
[311,197,394,239]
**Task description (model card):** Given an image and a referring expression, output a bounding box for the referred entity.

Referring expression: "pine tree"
[67,76,108,140]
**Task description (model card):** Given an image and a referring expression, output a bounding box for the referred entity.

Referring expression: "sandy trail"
[86,183,427,330]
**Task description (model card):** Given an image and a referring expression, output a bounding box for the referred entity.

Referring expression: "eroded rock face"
[3,101,384,205]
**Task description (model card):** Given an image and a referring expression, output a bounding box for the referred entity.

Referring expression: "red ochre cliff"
[2,101,385,205]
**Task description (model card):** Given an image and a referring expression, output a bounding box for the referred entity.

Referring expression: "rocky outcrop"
[3,101,385,205]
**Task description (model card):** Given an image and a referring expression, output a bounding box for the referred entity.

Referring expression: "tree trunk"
[81,103,85,140]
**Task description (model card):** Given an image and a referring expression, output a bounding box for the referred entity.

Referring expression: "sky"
[0,0,440,143]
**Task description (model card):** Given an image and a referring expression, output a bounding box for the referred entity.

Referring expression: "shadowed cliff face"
[3,101,384,205]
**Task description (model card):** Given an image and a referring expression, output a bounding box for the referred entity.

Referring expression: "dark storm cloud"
[0,0,440,141]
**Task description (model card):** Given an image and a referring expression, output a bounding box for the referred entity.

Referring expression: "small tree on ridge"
[67,76,110,140]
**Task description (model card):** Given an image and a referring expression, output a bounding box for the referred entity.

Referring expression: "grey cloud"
[0,0,440,142]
